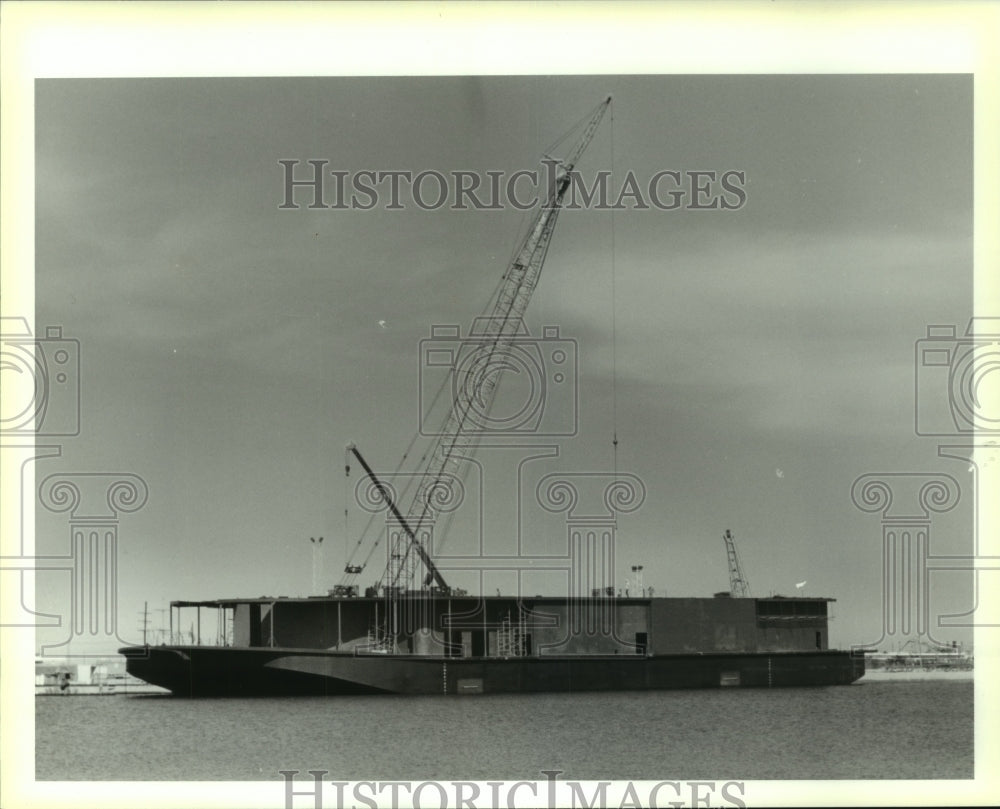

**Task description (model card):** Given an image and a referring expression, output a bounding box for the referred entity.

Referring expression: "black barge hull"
[119,645,864,697]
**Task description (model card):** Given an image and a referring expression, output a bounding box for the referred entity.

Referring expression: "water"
[36,680,972,781]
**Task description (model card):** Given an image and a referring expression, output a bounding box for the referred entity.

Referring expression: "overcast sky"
[33,75,974,652]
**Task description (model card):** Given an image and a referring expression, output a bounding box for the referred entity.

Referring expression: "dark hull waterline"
[119,645,864,697]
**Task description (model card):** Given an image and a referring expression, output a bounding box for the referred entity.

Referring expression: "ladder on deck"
[497,611,525,658]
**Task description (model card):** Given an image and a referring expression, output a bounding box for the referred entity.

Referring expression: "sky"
[30,74,975,653]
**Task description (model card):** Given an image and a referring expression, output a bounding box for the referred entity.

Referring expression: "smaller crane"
[723,529,751,598]
[345,443,450,593]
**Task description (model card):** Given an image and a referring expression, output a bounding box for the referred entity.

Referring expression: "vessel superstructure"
[122,592,863,695]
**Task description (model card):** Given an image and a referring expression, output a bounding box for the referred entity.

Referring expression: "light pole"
[630,564,645,597]
[310,536,324,595]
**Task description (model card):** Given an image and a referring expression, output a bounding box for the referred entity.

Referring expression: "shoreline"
[860,668,973,681]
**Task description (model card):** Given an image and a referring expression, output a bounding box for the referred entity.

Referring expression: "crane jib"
[347,444,449,592]
[364,97,611,597]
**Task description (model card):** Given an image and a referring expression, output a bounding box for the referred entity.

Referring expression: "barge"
[119,592,863,695]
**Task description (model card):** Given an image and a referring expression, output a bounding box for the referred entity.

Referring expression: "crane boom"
[723,529,751,598]
[378,97,613,594]
[346,444,449,591]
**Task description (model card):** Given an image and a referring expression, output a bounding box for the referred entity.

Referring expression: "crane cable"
[610,97,619,480]
[541,98,610,163]
[343,448,351,568]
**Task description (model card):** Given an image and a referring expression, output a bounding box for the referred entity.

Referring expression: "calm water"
[36,680,972,781]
